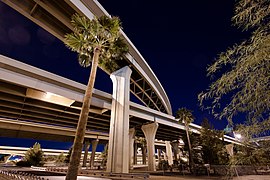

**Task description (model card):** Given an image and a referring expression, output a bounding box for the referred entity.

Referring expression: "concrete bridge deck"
[0,55,238,144]
[2,0,172,115]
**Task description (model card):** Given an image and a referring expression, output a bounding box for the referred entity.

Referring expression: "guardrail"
[46,167,149,179]
[0,166,149,179]
[0,169,49,180]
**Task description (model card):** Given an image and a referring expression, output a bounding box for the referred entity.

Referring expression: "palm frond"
[65,14,128,70]
[175,107,195,125]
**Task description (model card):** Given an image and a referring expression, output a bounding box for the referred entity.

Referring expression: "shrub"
[55,152,66,166]
[16,160,31,167]
[24,142,45,166]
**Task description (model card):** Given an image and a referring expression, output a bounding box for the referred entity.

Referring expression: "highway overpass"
[0,0,239,173]
[0,54,239,160]
[2,0,172,115]
[0,54,190,142]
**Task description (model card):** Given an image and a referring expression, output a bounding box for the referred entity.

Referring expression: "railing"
[0,170,49,180]
[80,170,150,179]
[46,167,67,173]
[0,166,149,179]
[46,167,150,179]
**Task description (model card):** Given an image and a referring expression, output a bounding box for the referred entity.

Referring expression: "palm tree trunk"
[185,123,194,174]
[66,47,101,180]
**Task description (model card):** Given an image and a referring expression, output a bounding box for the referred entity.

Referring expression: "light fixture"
[233,132,242,140]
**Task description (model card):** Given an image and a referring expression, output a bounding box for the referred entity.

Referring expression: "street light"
[233,132,242,140]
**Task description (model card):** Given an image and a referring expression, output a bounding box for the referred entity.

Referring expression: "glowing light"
[45,92,53,98]
[26,89,75,107]
[234,132,242,139]
[179,139,184,144]
[180,157,188,162]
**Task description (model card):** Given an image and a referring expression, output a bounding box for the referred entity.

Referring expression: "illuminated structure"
[0,0,239,173]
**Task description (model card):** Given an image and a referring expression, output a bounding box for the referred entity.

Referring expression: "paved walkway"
[149,175,218,180]
[39,175,270,180]
[39,176,110,180]
[2,165,270,180]
[232,175,270,180]
[149,175,270,180]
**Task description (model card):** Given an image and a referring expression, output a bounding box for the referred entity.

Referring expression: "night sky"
[0,1,250,149]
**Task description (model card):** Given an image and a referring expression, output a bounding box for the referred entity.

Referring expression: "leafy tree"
[219,121,270,176]
[198,0,270,125]
[24,142,45,167]
[231,144,268,165]
[176,107,195,173]
[181,131,202,165]
[231,123,270,166]
[64,14,128,179]
[199,118,228,165]
[199,2,270,172]
[180,118,229,166]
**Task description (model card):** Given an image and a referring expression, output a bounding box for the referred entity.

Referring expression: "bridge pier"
[157,149,162,162]
[165,141,173,166]
[141,122,158,171]
[164,150,168,161]
[82,140,90,167]
[107,66,132,173]
[172,141,180,161]
[90,139,99,169]
[129,128,135,170]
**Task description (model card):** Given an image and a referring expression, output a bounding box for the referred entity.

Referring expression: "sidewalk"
[23,174,270,180]
[2,165,270,180]
[232,175,270,180]
[149,175,270,180]
[39,176,110,180]
[149,175,219,179]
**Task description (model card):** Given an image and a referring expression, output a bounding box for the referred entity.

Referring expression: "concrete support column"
[165,141,173,166]
[82,140,90,167]
[90,139,99,168]
[157,149,162,162]
[141,122,159,171]
[163,151,168,161]
[107,66,132,173]
[172,141,179,161]
[142,145,147,165]
[129,128,135,169]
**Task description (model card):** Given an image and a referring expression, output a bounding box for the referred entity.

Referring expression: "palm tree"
[64,14,128,180]
[175,107,195,174]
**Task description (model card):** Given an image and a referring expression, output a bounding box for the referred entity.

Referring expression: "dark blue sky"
[97,0,250,127]
[0,0,250,148]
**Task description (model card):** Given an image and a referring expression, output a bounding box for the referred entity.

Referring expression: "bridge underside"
[2,0,171,114]
[0,79,183,142]
[0,127,74,142]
